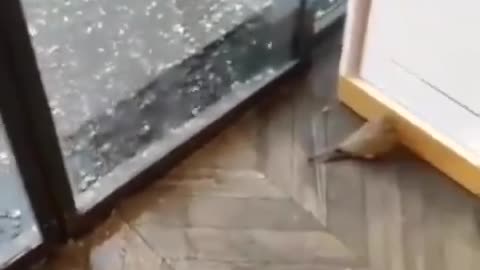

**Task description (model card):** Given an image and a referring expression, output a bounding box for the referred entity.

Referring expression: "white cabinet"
[338,0,480,195]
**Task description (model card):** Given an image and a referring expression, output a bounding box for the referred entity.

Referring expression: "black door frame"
[0,1,73,268]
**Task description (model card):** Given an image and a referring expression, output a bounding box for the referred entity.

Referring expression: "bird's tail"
[308,148,354,163]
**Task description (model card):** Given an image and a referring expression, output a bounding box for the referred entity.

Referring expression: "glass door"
[0,8,63,265]
[0,0,346,268]
[20,0,305,213]
[0,120,43,268]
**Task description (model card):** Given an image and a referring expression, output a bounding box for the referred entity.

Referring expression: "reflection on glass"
[0,120,42,267]
[21,0,297,211]
[313,0,346,33]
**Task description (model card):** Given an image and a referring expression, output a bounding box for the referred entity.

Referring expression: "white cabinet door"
[360,0,480,156]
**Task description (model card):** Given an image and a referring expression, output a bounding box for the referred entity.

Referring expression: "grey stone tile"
[87,216,173,270]
[133,226,354,263]
[40,215,173,270]
[170,259,355,270]
[156,168,287,199]
[120,194,323,231]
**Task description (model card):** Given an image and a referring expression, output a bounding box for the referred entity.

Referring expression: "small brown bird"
[308,115,398,163]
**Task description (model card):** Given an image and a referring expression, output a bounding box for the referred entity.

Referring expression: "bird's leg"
[307,152,326,162]
[308,148,354,163]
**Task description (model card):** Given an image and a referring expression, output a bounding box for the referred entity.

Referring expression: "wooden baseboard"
[338,76,480,196]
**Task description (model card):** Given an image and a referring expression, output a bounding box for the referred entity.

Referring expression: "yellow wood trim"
[338,76,480,196]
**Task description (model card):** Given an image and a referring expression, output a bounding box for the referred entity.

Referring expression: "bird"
[308,115,398,163]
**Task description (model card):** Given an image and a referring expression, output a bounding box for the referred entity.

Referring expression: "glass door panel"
[20,0,300,212]
[313,0,346,34]
[0,118,42,268]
